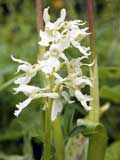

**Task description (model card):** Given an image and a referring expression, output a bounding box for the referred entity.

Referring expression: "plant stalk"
[36,1,47,159]
[36,2,65,159]
[36,0,45,59]
[44,100,52,160]
[36,0,44,31]
[53,117,65,160]
[87,0,100,122]
[86,1,107,160]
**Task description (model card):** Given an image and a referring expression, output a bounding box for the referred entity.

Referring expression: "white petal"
[49,34,70,54]
[62,91,74,103]
[71,28,89,41]
[54,73,65,86]
[80,101,92,111]
[14,76,32,85]
[39,57,60,74]
[59,34,70,52]
[39,31,50,46]
[11,55,30,65]
[82,60,94,67]
[75,90,85,101]
[59,52,68,61]
[54,8,66,28]
[84,95,93,101]
[54,73,63,81]
[71,41,91,56]
[17,64,32,72]
[14,85,40,96]
[32,92,59,99]
[75,90,92,111]
[68,20,84,30]
[46,22,55,30]
[73,77,93,87]
[14,98,32,117]
[14,110,21,117]
[51,99,63,121]
[43,7,50,24]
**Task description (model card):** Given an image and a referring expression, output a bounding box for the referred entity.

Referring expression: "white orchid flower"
[62,91,74,104]
[75,90,92,111]
[31,92,58,99]
[14,98,32,117]
[43,7,50,24]
[12,56,38,85]
[14,85,41,96]
[44,7,66,30]
[12,7,93,120]
[39,8,66,47]
[38,56,60,75]
[51,99,63,121]
[14,92,59,117]
[48,35,70,61]
[11,55,32,72]
[73,77,93,88]
[71,40,91,56]
[14,76,32,85]
[70,27,89,41]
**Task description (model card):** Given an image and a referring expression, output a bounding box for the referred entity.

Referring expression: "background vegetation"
[0,0,120,159]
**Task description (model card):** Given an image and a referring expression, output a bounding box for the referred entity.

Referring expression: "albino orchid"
[12,7,93,121]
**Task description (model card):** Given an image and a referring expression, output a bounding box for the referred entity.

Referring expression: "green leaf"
[0,107,44,142]
[63,104,75,138]
[0,124,23,141]
[77,119,108,160]
[69,126,85,137]
[101,106,120,140]
[52,117,65,160]
[0,152,25,160]
[100,85,120,103]
[105,141,120,160]
[0,74,24,92]
[16,107,44,141]
[99,67,120,80]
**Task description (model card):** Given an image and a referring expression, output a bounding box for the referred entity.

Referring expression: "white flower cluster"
[12,7,93,121]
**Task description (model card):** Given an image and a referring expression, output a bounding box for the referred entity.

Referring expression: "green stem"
[87,123,107,160]
[36,0,46,60]
[89,60,99,122]
[77,120,108,160]
[87,0,100,122]
[44,72,55,160]
[36,0,44,32]
[87,127,107,160]
[53,117,65,160]
[44,100,52,160]
[86,1,107,160]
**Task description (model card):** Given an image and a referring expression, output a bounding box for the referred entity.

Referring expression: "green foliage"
[0,107,44,141]
[0,153,24,160]
[66,119,107,160]
[105,141,120,160]
[63,104,75,138]
[77,119,107,160]
[101,106,120,140]
[100,85,120,104]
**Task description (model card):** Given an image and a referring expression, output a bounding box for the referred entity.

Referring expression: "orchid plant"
[12,7,94,160]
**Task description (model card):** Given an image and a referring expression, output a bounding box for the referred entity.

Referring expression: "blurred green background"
[0,0,120,160]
